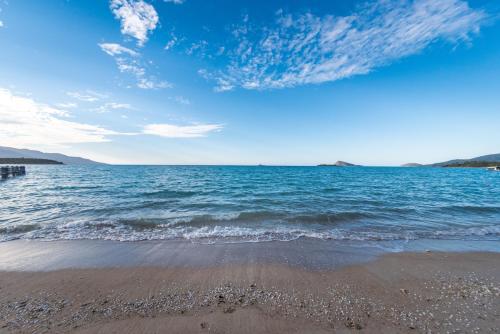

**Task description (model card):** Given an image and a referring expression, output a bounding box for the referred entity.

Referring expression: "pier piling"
[0,166,26,180]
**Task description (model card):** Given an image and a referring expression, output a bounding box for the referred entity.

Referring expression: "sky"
[0,0,499,165]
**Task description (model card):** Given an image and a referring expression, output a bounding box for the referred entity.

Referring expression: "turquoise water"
[0,165,499,243]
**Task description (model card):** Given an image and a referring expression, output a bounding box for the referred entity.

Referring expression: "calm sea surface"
[0,165,499,243]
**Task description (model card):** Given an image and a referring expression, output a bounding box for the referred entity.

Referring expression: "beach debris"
[0,268,498,333]
[223,306,235,313]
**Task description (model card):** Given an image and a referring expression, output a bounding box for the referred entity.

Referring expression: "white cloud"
[92,102,132,113]
[164,37,177,50]
[107,102,132,109]
[186,40,209,57]
[205,0,486,91]
[169,96,191,105]
[67,90,107,102]
[99,43,170,89]
[0,88,119,148]
[164,0,185,4]
[0,4,4,28]
[143,123,222,138]
[110,0,159,46]
[136,77,171,89]
[56,102,78,109]
[164,32,184,51]
[99,43,138,57]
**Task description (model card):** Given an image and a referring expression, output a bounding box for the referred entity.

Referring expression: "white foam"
[1,219,499,244]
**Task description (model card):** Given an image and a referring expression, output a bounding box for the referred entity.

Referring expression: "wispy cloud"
[169,96,191,105]
[110,0,159,46]
[106,102,132,109]
[99,42,138,57]
[0,88,119,148]
[0,3,4,28]
[143,123,222,138]
[99,42,170,89]
[164,0,185,4]
[66,90,133,112]
[67,90,107,102]
[203,0,486,91]
[92,102,133,113]
[56,102,78,109]
[136,76,171,90]
[164,35,178,50]
[186,40,209,57]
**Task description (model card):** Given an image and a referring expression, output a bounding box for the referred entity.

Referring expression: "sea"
[1,165,499,245]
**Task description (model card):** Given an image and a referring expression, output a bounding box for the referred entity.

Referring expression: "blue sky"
[0,0,499,165]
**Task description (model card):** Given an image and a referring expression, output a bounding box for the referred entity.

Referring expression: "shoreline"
[0,237,500,272]
[0,251,499,333]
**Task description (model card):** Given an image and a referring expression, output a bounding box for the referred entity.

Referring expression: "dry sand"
[0,251,499,333]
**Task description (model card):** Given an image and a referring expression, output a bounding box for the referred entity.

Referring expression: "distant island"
[318,153,500,168]
[401,163,423,167]
[0,158,63,165]
[318,161,359,167]
[0,146,103,165]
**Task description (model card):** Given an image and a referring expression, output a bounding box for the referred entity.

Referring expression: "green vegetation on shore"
[443,161,500,168]
[430,153,500,167]
[404,154,500,168]
[0,158,63,165]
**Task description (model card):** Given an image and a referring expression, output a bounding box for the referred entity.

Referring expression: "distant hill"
[401,163,423,167]
[319,161,359,167]
[0,158,63,165]
[0,146,103,165]
[468,153,500,162]
[430,153,500,167]
[441,161,500,168]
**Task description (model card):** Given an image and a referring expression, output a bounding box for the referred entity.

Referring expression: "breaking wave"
[1,214,499,244]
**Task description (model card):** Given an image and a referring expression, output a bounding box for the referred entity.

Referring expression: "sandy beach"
[1,246,499,333]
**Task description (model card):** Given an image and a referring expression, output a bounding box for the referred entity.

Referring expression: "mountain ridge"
[0,146,104,165]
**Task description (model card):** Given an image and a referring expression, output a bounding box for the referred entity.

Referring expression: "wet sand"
[0,248,499,333]
[1,238,499,271]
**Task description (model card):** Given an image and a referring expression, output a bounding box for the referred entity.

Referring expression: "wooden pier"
[0,166,26,180]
